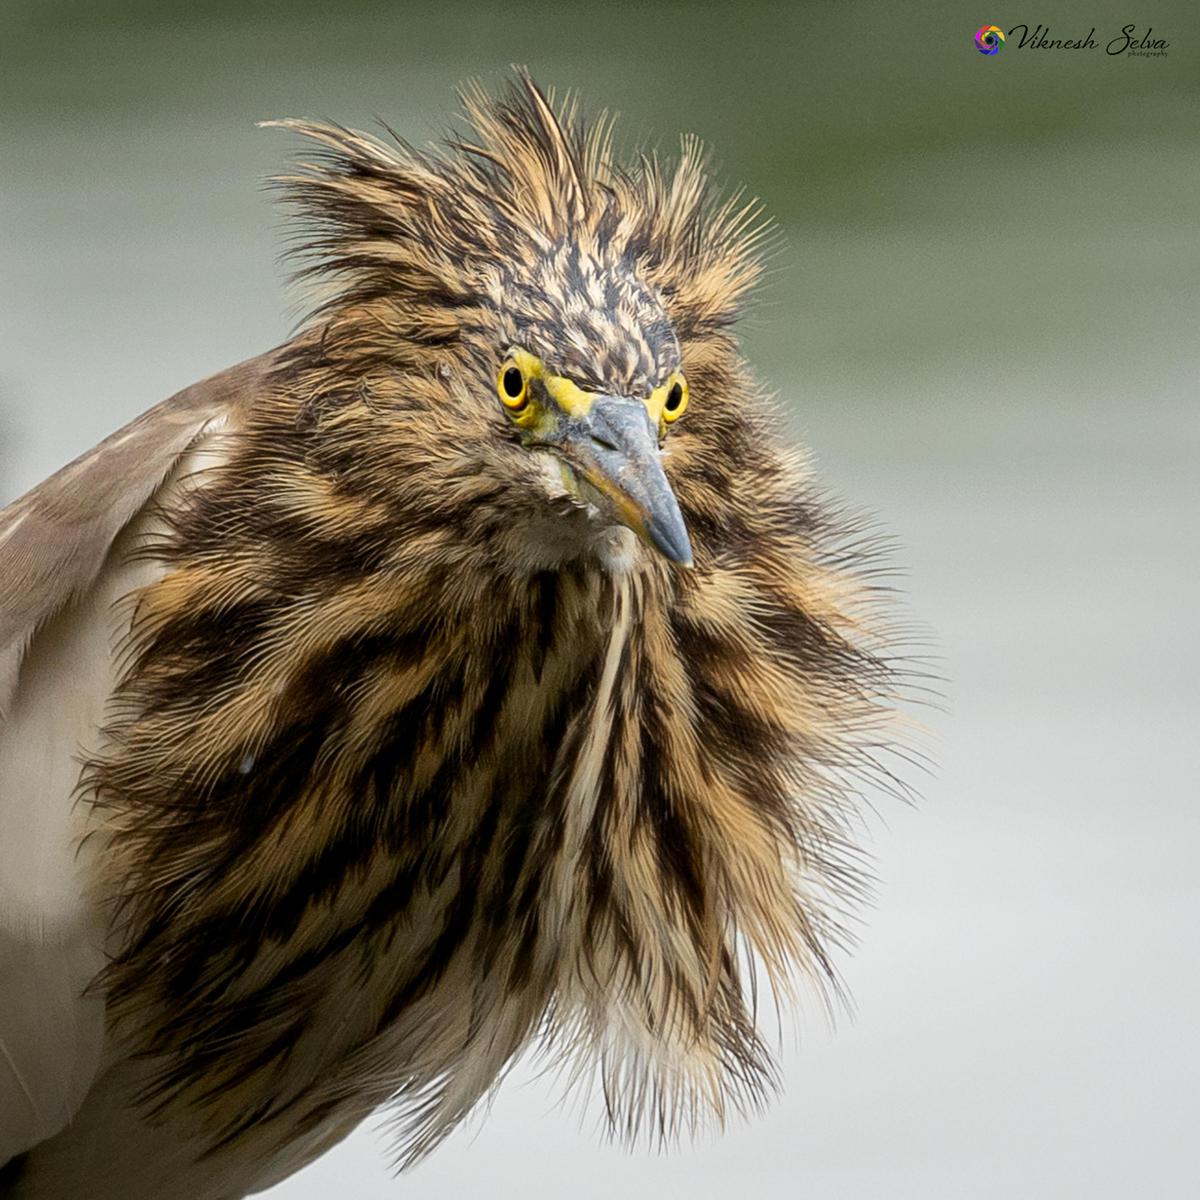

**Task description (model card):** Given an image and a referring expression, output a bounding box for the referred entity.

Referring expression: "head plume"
[265,71,770,374]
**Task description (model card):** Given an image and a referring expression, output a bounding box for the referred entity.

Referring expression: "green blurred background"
[2,2,1197,1197]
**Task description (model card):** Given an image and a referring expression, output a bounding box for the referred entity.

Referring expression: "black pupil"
[502,367,524,400]
[666,382,683,411]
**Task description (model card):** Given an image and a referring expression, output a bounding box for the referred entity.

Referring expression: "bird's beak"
[558,395,693,567]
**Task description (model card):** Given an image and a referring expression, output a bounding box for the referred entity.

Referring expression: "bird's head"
[267,75,766,578]
[489,262,693,567]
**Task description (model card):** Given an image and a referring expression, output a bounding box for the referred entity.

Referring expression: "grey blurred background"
[2,1,1197,1196]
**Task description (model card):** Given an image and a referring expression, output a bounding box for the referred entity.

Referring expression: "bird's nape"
[0,72,912,1199]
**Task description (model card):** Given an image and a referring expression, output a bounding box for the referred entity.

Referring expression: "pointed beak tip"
[645,521,694,569]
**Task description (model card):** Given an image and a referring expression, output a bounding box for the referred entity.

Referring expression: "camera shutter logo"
[975,25,1006,54]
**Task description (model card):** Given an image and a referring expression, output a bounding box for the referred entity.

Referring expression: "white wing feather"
[0,527,154,1160]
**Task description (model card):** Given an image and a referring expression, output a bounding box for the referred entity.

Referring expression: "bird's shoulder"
[0,350,279,718]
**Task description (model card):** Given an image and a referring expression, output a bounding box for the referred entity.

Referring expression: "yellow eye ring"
[497,361,528,411]
[662,373,689,423]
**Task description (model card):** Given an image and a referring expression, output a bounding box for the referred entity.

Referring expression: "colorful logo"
[975,25,1006,54]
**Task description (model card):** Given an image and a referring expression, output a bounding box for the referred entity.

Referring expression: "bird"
[0,74,904,1199]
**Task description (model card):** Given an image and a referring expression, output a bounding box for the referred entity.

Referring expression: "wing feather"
[0,351,276,1165]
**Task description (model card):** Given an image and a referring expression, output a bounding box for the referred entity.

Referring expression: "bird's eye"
[662,374,689,423]
[498,363,528,411]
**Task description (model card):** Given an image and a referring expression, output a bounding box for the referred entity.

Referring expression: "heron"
[0,75,904,1198]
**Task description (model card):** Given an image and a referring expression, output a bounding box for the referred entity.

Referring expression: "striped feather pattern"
[25,74,909,1182]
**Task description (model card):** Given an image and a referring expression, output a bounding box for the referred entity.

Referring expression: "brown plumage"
[0,75,906,1198]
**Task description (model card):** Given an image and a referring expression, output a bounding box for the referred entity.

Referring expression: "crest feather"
[266,71,771,346]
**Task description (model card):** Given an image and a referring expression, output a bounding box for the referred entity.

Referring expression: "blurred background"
[2,1,1197,1196]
